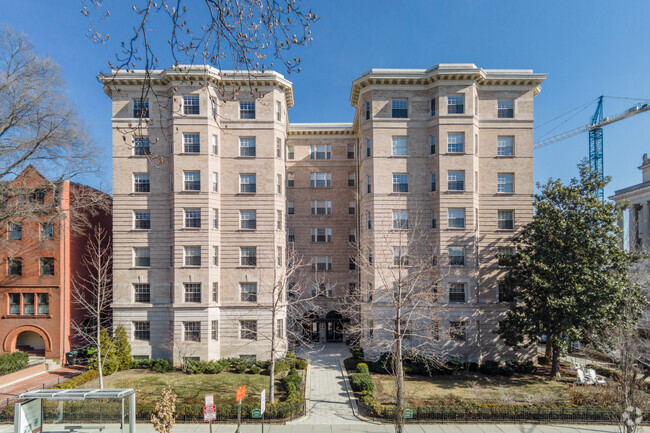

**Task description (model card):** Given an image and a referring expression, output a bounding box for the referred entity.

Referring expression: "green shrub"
[274,360,290,373]
[0,351,29,375]
[234,362,249,374]
[349,373,376,393]
[185,360,226,375]
[359,390,376,406]
[254,360,268,369]
[290,358,308,370]
[351,347,364,361]
[133,359,153,369]
[479,360,501,376]
[53,369,99,389]
[151,358,174,373]
[506,360,537,374]
[282,369,303,390]
[250,365,262,374]
[113,326,133,370]
[286,350,296,359]
[356,363,369,374]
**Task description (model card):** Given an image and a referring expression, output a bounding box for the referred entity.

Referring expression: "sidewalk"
[0,365,84,406]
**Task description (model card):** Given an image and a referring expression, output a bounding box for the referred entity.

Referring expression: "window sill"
[236,192,257,195]
[495,155,515,158]
[179,152,202,156]
[236,156,257,159]
[496,229,515,233]
[131,266,151,270]
[180,228,201,231]
[389,155,409,158]
[445,152,466,156]
[446,190,466,194]
[237,228,257,232]
[390,192,410,195]
[237,266,257,269]
[3,314,52,319]
[180,266,202,269]
[496,192,514,196]
[180,190,202,194]
[446,227,466,230]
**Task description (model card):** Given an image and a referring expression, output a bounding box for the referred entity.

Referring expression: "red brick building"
[0,166,111,364]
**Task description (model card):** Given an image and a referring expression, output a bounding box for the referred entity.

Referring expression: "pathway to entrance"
[293,343,363,424]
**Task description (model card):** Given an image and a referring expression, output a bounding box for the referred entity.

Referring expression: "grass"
[81,370,286,405]
[373,371,573,406]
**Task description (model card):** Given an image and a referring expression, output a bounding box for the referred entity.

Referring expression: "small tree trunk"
[394,339,405,433]
[550,339,562,380]
[545,335,553,363]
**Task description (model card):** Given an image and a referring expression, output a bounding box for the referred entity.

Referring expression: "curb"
[338,359,380,424]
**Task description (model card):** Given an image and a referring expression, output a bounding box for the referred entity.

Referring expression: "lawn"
[373,371,573,406]
[81,370,286,405]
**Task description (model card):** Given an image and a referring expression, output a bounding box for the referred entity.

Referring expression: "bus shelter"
[16,389,136,433]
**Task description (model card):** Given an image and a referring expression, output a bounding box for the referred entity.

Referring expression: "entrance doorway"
[302,311,320,342]
[16,331,45,355]
[325,311,344,342]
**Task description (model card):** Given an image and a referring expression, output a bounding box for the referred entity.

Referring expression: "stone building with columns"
[611,153,650,251]
[102,63,546,363]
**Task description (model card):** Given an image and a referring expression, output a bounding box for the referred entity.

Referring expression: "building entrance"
[325,311,344,342]
[16,331,45,355]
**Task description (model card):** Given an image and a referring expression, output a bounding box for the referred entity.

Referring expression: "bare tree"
[71,227,113,388]
[167,333,201,372]
[343,210,449,433]
[0,26,100,223]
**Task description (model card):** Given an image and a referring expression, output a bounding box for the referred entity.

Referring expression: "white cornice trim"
[288,123,354,136]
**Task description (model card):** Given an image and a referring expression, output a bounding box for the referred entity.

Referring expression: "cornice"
[99,65,295,109]
[288,123,355,136]
[611,181,650,201]
[349,64,547,106]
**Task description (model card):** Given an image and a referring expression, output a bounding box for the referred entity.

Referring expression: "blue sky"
[3,1,650,198]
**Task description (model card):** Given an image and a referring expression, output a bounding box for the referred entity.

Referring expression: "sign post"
[260,389,266,433]
[204,395,215,433]
[235,385,246,433]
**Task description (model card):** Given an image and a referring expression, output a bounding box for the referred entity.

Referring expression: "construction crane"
[534,96,650,199]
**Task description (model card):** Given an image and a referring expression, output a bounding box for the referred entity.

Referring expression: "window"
[430,136,436,155]
[286,173,294,188]
[287,146,295,159]
[184,321,201,342]
[134,283,150,303]
[498,99,514,118]
[347,144,355,159]
[449,321,466,341]
[183,133,200,153]
[240,247,257,266]
[431,173,436,192]
[184,246,201,267]
[392,99,408,118]
[449,247,465,266]
[212,135,219,155]
[366,211,372,230]
[392,210,408,229]
[311,228,332,243]
[183,283,201,303]
[212,283,219,302]
[277,319,284,339]
[449,282,466,303]
[367,250,373,266]
[133,99,149,118]
[240,174,256,193]
[498,281,515,302]
[277,246,282,266]
[134,248,150,267]
[392,137,408,156]
[311,200,332,215]
[239,101,255,119]
[448,94,464,114]
[213,246,219,266]
[448,171,465,191]
[130,321,150,341]
[184,209,201,228]
[447,133,464,153]
[311,256,332,271]
[41,223,54,240]
[392,174,408,193]
[240,320,257,340]
[277,174,282,194]
[310,145,331,160]
[9,293,20,315]
[497,136,514,156]
[276,101,282,121]
[433,321,440,341]
[287,228,295,243]
[365,138,372,157]
[498,246,515,266]
[183,171,201,191]
[497,173,514,193]
[40,258,55,276]
[183,95,200,115]
[311,283,333,297]
[310,172,331,188]
[287,201,294,215]
[448,208,465,228]
[430,98,436,116]
[431,211,437,229]
[348,172,356,187]
[393,247,409,266]
[348,201,356,215]
[8,258,22,276]
[240,210,257,229]
[134,211,151,229]
[23,294,34,315]
[211,98,218,118]
[134,174,150,193]
[211,320,219,341]
[37,293,49,314]
[366,175,372,193]
[276,138,282,158]
[349,228,356,243]
[277,210,282,230]
[240,282,257,302]
[239,137,256,157]
[498,210,514,230]
[212,209,219,228]
[134,137,150,155]
[365,101,371,120]
[349,258,356,270]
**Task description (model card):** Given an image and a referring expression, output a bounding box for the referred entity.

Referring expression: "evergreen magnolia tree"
[497,161,641,379]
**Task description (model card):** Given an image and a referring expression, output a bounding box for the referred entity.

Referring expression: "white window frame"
[391,136,408,156]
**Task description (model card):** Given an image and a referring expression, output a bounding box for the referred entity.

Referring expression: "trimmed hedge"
[349,373,376,394]
[0,352,29,375]
[281,369,303,403]
[356,363,369,374]
[53,369,99,389]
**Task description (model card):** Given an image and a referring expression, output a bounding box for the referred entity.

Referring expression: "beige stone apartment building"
[101,63,546,363]
[611,154,650,251]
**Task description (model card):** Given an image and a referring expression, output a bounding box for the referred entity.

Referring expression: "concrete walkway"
[293,343,363,424]
[0,365,84,406]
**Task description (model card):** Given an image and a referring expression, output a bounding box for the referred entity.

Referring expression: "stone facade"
[611,154,650,251]
[102,64,546,363]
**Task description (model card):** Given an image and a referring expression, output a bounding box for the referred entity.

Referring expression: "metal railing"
[0,373,82,409]
[357,402,628,424]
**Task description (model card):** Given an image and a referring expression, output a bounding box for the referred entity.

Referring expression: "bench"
[64,425,106,433]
